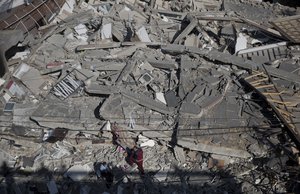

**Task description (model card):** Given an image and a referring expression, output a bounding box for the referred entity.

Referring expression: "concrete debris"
[0,0,300,193]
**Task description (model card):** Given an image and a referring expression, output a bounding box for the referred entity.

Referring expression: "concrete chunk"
[180,102,202,116]
[147,58,178,69]
[185,84,206,103]
[164,90,179,107]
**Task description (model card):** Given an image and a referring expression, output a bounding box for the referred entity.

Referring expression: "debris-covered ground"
[1,0,300,193]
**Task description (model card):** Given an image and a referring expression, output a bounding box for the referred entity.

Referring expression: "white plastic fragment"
[101,23,112,39]
[103,121,111,131]
[235,33,247,53]
[0,78,5,87]
[140,140,155,147]
[136,26,151,42]
[138,134,155,147]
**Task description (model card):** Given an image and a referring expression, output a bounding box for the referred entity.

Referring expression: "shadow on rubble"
[264,0,300,7]
[0,161,243,194]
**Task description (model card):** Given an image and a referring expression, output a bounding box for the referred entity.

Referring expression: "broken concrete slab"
[185,83,206,103]
[180,102,202,116]
[177,139,251,158]
[121,90,174,115]
[14,64,47,95]
[147,58,178,69]
[164,90,179,108]
[115,60,137,85]
[85,84,120,95]
[173,18,198,44]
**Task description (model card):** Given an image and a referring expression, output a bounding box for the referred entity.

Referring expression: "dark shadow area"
[264,0,300,7]
[0,161,243,194]
[5,45,27,61]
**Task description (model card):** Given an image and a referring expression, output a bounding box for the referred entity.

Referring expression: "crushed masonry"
[0,0,300,193]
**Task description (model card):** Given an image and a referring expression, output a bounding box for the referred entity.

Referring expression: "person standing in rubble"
[94,162,114,189]
[125,145,145,175]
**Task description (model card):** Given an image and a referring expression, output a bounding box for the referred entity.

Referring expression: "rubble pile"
[0,0,300,193]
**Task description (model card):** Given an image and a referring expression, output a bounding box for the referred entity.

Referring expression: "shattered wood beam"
[270,15,300,43]
[161,44,300,84]
[242,71,300,147]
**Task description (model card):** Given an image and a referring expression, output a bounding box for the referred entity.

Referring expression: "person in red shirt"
[125,146,145,175]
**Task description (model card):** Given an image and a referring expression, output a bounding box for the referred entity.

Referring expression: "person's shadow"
[0,161,16,194]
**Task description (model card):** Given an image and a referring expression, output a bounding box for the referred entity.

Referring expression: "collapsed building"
[0,0,300,193]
